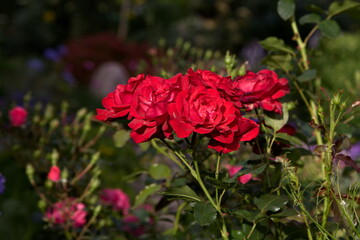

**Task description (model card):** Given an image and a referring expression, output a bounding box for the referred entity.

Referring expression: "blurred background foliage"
[1,0,360,239]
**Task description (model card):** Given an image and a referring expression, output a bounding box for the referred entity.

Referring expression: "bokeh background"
[1,0,360,239]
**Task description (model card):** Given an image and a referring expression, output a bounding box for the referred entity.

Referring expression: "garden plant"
[2,0,360,239]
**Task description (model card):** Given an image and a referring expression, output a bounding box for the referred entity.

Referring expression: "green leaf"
[275,132,305,145]
[254,194,289,212]
[232,209,266,222]
[161,185,201,202]
[149,163,171,180]
[134,184,161,208]
[299,13,321,25]
[319,20,341,39]
[264,103,289,132]
[306,4,325,14]
[297,69,317,82]
[232,224,265,240]
[277,0,295,21]
[329,0,360,17]
[113,129,130,148]
[259,37,295,55]
[205,176,233,189]
[261,54,293,72]
[193,202,217,226]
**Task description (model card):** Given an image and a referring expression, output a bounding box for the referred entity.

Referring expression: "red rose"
[168,86,235,137]
[95,74,145,121]
[9,106,27,127]
[208,112,259,153]
[187,68,234,100]
[128,74,186,143]
[168,86,259,153]
[232,70,289,114]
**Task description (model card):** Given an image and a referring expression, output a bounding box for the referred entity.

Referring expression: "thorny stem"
[160,139,229,240]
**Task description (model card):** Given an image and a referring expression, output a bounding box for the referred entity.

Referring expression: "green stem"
[290,17,309,70]
[246,222,257,240]
[173,202,188,234]
[215,153,221,205]
[321,104,335,234]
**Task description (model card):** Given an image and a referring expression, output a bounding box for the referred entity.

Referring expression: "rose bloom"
[168,86,259,153]
[127,73,186,143]
[96,73,146,121]
[226,165,253,184]
[45,199,87,228]
[99,188,131,214]
[9,106,28,127]
[47,166,61,182]
[232,69,289,114]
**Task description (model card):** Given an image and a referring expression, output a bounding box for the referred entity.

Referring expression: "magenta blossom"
[100,188,131,214]
[9,106,27,127]
[226,164,253,184]
[45,199,87,228]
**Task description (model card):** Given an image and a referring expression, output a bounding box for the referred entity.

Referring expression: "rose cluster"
[96,69,289,153]
[45,199,87,228]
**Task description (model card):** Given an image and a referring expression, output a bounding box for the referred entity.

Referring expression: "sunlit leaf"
[329,0,360,17]
[149,163,171,180]
[254,194,289,212]
[264,103,289,132]
[259,37,294,55]
[113,129,130,148]
[299,13,321,25]
[134,184,161,208]
[162,185,202,202]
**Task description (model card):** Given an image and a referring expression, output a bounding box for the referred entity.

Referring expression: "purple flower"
[0,174,5,194]
[347,142,360,160]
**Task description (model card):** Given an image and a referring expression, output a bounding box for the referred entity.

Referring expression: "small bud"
[26,164,35,183]
[90,152,101,165]
[75,108,87,121]
[331,94,341,105]
[38,199,47,211]
[49,119,60,131]
[51,149,59,165]
[61,168,69,180]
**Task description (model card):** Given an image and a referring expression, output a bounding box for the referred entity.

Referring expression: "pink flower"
[122,204,154,237]
[47,166,61,182]
[45,199,87,228]
[9,106,27,127]
[226,165,253,184]
[99,188,131,214]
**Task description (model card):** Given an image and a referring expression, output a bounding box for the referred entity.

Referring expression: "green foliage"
[162,185,202,202]
[254,194,289,213]
[148,163,172,180]
[193,202,217,226]
[277,0,295,21]
[133,184,162,208]
[319,20,341,39]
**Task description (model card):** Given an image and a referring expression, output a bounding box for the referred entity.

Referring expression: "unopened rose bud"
[47,166,61,182]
